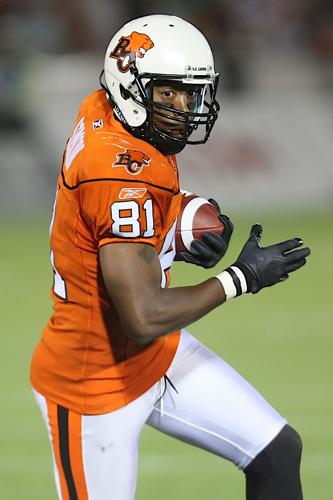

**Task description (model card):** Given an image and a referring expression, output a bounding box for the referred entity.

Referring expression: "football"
[175,191,225,260]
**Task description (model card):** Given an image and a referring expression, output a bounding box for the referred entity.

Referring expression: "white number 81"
[111,199,154,238]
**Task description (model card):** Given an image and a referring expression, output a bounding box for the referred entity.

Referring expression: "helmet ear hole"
[120,85,131,100]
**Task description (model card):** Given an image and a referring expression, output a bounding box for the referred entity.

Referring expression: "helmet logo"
[112,148,151,175]
[110,32,154,73]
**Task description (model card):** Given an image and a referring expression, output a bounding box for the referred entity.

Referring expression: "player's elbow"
[124,322,158,345]
[122,308,165,345]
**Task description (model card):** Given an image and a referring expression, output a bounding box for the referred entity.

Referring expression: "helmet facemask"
[140,75,220,154]
[102,68,219,155]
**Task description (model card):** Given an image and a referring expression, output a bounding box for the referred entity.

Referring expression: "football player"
[30,14,310,500]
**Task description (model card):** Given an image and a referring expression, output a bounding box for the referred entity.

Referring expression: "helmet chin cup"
[148,127,187,155]
[103,14,220,154]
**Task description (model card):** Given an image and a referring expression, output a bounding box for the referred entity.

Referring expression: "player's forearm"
[120,278,226,344]
[100,242,227,345]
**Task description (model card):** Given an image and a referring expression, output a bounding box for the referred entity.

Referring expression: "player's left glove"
[180,198,234,269]
[216,223,310,299]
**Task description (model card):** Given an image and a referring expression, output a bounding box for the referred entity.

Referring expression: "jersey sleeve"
[80,178,166,249]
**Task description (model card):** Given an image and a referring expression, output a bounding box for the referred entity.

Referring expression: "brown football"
[174,191,225,260]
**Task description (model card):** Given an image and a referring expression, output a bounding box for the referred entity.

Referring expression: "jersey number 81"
[111,199,154,238]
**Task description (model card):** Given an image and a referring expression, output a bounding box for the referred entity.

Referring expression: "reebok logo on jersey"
[109,32,154,73]
[119,187,147,200]
[92,119,103,130]
[112,149,151,175]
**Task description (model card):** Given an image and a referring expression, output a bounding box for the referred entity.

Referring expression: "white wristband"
[215,266,247,300]
[215,271,238,300]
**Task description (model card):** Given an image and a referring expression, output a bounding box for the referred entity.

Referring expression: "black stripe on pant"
[57,405,78,500]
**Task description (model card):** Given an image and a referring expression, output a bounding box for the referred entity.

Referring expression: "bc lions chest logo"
[110,31,154,73]
[112,149,151,175]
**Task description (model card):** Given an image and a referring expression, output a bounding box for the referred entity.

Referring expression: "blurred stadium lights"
[0,0,332,215]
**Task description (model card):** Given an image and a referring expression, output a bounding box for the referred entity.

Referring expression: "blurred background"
[1,1,332,499]
[1,0,333,212]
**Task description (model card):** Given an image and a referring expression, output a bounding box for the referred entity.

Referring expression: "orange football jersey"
[30,89,181,414]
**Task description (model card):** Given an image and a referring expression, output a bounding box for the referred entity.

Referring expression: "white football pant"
[33,330,286,500]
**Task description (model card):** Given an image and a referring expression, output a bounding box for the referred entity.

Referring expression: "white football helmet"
[102,14,220,154]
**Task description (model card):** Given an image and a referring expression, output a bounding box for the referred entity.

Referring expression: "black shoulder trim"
[61,166,179,195]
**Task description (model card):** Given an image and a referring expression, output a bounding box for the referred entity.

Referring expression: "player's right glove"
[180,198,234,269]
[216,223,310,299]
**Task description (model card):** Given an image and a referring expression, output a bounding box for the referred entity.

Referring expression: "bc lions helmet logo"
[112,149,151,175]
[110,32,154,73]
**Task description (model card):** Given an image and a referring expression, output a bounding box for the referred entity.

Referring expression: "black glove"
[218,224,310,297]
[180,198,234,269]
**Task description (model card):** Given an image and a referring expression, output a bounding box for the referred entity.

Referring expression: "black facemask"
[100,70,220,156]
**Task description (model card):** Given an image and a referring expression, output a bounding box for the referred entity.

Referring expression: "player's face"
[152,82,203,139]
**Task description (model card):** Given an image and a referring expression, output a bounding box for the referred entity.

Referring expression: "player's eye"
[162,90,173,98]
